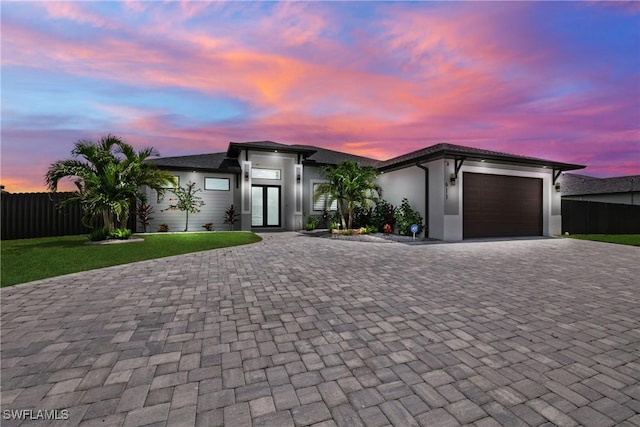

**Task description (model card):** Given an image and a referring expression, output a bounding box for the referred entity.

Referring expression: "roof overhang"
[227,142,317,158]
[378,147,585,174]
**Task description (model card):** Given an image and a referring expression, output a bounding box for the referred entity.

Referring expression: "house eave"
[228,142,317,158]
[378,149,586,173]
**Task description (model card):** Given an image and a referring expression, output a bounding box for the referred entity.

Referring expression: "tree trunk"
[338,201,347,230]
[119,212,129,230]
[103,210,115,232]
[348,203,354,230]
[184,211,189,232]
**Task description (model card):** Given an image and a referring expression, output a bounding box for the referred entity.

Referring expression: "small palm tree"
[45,135,175,232]
[314,161,380,230]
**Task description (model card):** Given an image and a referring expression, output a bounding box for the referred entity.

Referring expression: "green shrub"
[157,224,169,232]
[110,228,132,240]
[371,199,396,232]
[395,198,423,236]
[304,216,319,231]
[88,227,110,241]
[202,222,214,231]
[352,205,373,229]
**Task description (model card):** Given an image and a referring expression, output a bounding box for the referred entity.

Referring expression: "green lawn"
[1,232,262,288]
[565,234,640,247]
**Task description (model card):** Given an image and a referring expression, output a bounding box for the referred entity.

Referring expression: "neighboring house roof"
[561,173,640,196]
[147,141,585,173]
[378,143,585,172]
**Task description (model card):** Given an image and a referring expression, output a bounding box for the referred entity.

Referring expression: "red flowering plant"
[162,181,205,231]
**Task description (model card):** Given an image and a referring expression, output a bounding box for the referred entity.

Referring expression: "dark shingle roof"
[147,152,241,173]
[379,143,584,171]
[228,141,381,167]
[561,173,640,196]
[147,141,585,173]
[298,145,382,168]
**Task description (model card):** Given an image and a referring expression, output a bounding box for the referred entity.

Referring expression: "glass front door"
[251,185,280,227]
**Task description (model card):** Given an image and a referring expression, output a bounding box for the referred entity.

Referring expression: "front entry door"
[251,185,281,227]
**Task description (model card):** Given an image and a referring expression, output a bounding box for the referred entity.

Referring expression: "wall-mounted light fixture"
[555,182,561,192]
[244,171,249,181]
[450,174,456,186]
[296,173,301,184]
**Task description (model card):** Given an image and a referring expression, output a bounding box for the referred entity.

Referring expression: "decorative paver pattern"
[2,233,639,426]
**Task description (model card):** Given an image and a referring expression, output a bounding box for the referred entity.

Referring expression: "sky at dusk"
[1,1,639,192]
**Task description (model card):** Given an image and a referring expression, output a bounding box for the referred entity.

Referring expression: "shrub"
[110,228,132,240]
[157,224,169,232]
[371,199,396,232]
[88,227,109,241]
[202,223,214,231]
[136,194,154,233]
[383,223,392,235]
[395,198,423,236]
[304,216,319,231]
[352,205,373,229]
[319,210,331,228]
[329,221,340,232]
[223,205,240,230]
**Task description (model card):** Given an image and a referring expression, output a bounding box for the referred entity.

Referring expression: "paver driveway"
[1,233,639,427]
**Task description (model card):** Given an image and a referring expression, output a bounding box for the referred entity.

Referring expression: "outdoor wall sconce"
[555,182,561,192]
[244,171,249,181]
[296,173,301,184]
[450,174,456,185]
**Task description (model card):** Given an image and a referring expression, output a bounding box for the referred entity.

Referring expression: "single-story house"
[145,141,585,241]
[561,173,639,205]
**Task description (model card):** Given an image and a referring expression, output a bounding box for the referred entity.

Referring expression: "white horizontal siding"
[143,171,235,232]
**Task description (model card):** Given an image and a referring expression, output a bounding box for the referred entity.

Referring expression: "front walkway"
[1,233,639,426]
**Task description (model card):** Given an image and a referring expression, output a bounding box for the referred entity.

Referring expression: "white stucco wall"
[377,163,432,238]
[142,171,235,232]
[379,159,560,241]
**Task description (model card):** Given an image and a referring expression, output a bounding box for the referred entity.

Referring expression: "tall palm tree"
[45,135,175,232]
[314,161,380,230]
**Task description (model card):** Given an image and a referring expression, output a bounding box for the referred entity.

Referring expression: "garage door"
[463,172,542,238]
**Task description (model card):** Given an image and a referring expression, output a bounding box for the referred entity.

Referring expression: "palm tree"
[114,143,177,229]
[45,135,175,232]
[314,161,380,230]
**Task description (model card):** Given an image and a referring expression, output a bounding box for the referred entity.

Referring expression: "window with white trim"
[313,183,337,211]
[204,177,230,191]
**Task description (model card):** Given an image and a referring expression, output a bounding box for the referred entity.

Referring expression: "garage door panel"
[463,172,542,238]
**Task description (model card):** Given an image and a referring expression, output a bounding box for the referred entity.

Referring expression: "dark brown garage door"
[463,172,542,238]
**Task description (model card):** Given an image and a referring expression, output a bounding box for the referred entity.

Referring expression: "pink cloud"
[1,2,637,191]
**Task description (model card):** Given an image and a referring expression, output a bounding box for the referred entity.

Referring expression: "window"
[205,177,230,191]
[313,183,337,211]
[251,168,281,180]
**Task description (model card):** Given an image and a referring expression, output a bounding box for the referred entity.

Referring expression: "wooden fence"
[1,192,136,240]
[562,199,640,234]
